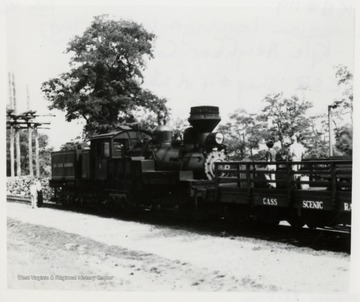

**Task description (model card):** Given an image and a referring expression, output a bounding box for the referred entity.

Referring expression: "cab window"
[103,141,110,157]
[113,139,129,158]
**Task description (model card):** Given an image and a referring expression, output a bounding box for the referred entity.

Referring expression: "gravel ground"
[7,202,350,291]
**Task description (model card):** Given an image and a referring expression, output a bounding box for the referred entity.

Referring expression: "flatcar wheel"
[256,219,280,228]
[306,222,317,230]
[267,220,280,227]
[288,218,305,229]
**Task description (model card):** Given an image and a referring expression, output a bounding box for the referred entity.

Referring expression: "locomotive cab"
[89,127,152,186]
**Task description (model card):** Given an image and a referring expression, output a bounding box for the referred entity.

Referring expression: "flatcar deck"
[212,159,352,227]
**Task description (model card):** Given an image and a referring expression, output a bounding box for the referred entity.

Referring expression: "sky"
[5,1,355,149]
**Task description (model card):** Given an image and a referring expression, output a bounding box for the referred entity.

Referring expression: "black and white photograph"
[2,0,359,300]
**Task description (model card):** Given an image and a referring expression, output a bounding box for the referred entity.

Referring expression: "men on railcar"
[289,135,306,172]
[275,142,291,189]
[265,140,277,188]
[289,135,307,189]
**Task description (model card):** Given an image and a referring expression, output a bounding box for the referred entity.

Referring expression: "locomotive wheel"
[261,220,280,228]
[255,216,280,227]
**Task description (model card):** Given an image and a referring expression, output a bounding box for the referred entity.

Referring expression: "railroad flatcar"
[213,158,351,228]
[49,106,352,229]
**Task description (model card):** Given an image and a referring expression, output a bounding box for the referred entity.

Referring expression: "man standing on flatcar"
[265,140,277,188]
[289,135,306,172]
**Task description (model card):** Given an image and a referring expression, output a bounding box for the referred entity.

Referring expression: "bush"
[6,176,53,200]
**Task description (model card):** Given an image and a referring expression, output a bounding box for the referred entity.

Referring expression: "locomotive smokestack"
[188,106,221,133]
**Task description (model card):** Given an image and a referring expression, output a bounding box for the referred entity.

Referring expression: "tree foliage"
[302,114,329,159]
[218,65,353,160]
[58,136,89,151]
[171,117,190,140]
[334,125,352,156]
[219,92,332,160]
[258,93,313,148]
[331,65,353,157]
[334,64,353,107]
[218,109,266,160]
[42,15,169,136]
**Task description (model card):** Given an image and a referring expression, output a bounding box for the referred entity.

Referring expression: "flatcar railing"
[215,160,352,191]
[214,160,352,209]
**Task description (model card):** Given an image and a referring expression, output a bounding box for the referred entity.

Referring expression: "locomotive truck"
[49,106,352,229]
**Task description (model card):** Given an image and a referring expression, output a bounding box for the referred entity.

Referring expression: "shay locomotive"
[49,106,352,230]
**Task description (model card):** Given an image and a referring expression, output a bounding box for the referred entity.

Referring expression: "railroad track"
[7,195,31,204]
[7,194,59,207]
[7,194,351,253]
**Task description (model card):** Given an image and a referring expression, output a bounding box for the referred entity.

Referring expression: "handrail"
[214,160,352,192]
[217,160,352,165]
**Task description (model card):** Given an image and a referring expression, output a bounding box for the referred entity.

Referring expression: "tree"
[126,106,170,132]
[171,117,190,140]
[59,136,88,151]
[302,114,329,159]
[332,64,353,112]
[42,15,169,137]
[331,65,353,156]
[334,125,352,156]
[258,93,313,148]
[218,109,266,160]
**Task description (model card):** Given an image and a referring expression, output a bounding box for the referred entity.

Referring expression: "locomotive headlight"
[215,132,224,144]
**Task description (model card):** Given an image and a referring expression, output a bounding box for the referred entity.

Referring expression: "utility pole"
[7,112,52,178]
[328,104,338,157]
[8,73,15,177]
[28,126,33,176]
[27,86,34,176]
[12,74,21,177]
[7,74,53,179]
[35,127,40,177]
[15,129,21,176]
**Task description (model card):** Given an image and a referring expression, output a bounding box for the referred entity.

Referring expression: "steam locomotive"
[50,106,352,229]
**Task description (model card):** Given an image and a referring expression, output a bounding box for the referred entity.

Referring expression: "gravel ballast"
[7,202,350,291]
